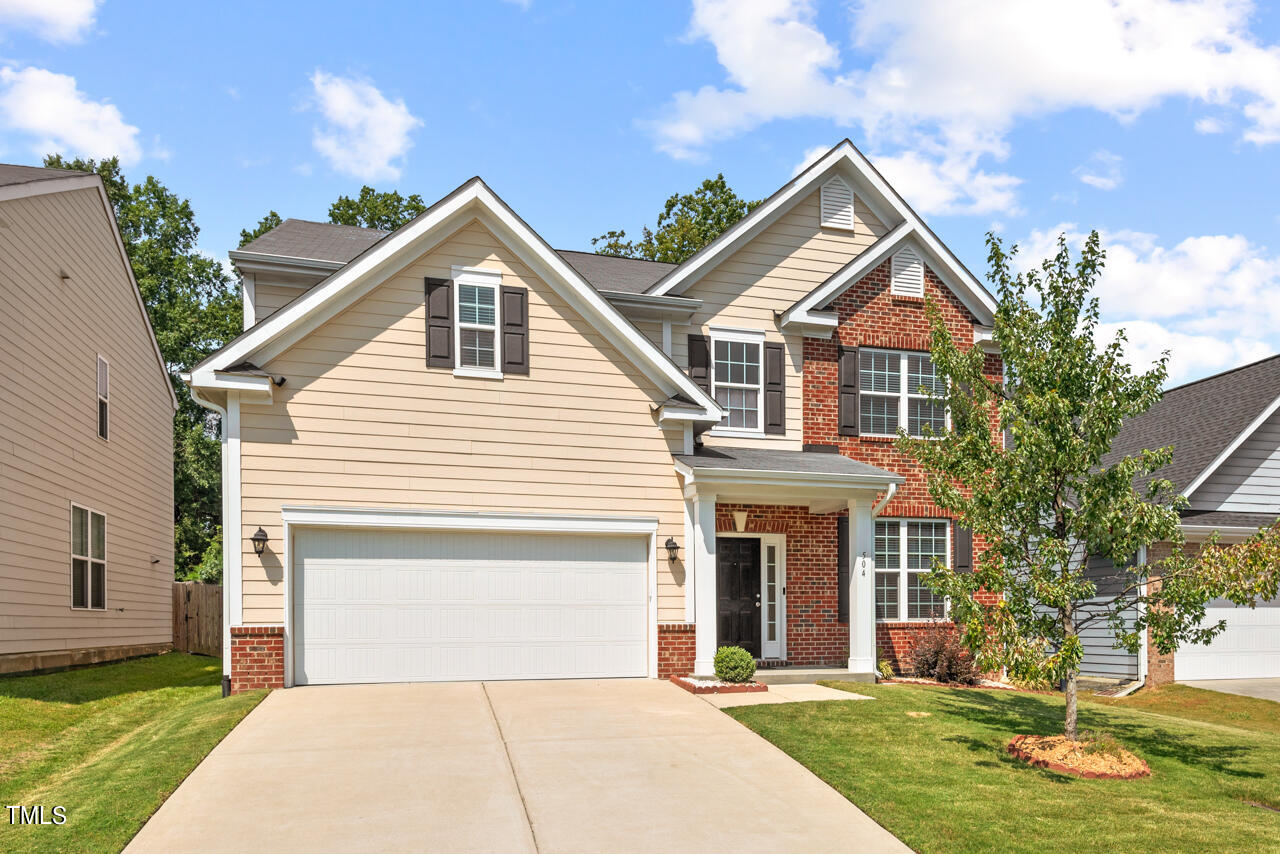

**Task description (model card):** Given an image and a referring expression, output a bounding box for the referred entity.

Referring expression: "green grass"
[0,653,265,854]
[1092,683,1280,736]
[724,682,1280,853]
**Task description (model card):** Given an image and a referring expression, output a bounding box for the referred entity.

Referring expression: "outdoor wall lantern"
[250,527,269,556]
[664,537,681,563]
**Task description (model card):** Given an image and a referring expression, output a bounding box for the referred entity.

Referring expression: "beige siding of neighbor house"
[0,187,175,657]
[1189,408,1280,515]
[237,218,690,623]
[658,187,889,449]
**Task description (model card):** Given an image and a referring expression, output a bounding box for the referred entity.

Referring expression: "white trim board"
[189,177,721,424]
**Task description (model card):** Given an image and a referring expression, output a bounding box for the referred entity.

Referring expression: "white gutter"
[871,482,898,517]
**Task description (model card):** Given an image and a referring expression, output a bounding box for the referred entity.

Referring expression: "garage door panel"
[293,528,649,684]
[1176,597,1280,681]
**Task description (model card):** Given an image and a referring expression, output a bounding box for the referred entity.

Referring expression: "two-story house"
[0,164,177,675]
[188,141,1001,693]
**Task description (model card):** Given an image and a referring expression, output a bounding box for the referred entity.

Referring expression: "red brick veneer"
[230,625,284,694]
[657,623,696,678]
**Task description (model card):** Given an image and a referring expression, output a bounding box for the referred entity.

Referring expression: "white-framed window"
[820,175,855,230]
[875,518,949,621]
[96,355,109,440]
[71,504,106,610]
[890,247,925,297]
[711,329,764,433]
[453,267,501,377]
[858,348,947,437]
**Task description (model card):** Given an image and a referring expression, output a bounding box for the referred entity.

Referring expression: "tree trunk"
[1064,671,1078,741]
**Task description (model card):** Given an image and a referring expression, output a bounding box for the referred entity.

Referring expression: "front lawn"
[0,653,265,854]
[1093,683,1280,736]
[725,682,1280,853]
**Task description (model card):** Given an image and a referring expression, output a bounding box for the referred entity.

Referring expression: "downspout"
[1111,544,1149,698]
[183,375,232,698]
[871,482,898,517]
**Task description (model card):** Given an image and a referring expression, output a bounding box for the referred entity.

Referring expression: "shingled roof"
[0,163,91,188]
[234,218,674,294]
[1106,354,1280,495]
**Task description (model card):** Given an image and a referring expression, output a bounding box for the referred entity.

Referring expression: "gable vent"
[819,175,856,230]
[891,247,925,298]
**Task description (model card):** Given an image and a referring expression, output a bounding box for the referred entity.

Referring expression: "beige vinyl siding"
[0,187,174,656]
[670,187,888,448]
[238,218,689,623]
[1189,408,1280,514]
[253,282,311,323]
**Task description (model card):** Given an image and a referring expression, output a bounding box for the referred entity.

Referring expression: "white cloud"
[1195,116,1227,134]
[1074,150,1123,191]
[0,66,141,163]
[790,144,829,176]
[309,70,421,181]
[1014,223,1280,384]
[0,0,98,43]
[874,146,1023,215]
[651,0,1280,215]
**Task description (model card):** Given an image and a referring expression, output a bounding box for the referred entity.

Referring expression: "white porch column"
[848,497,876,673]
[692,491,718,676]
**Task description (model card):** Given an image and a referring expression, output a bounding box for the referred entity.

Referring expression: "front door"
[717,537,761,657]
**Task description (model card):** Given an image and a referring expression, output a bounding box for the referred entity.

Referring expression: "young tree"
[328,186,427,231]
[591,174,761,264]
[899,232,1279,739]
[44,155,241,579]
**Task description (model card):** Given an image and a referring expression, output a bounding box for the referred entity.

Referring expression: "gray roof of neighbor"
[233,218,676,294]
[0,163,91,188]
[234,218,389,263]
[677,446,901,480]
[1179,509,1279,530]
[1105,354,1280,494]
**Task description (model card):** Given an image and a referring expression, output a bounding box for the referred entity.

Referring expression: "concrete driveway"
[126,679,907,853]
[1182,677,1280,702]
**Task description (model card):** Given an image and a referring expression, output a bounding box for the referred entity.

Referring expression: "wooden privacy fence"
[173,581,222,657]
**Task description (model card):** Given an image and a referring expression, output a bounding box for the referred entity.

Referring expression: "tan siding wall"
[666,188,888,449]
[253,282,310,323]
[1190,408,1280,514]
[0,188,175,655]
[239,219,689,623]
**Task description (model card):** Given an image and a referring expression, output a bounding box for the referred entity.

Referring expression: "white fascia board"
[781,220,915,326]
[674,458,904,492]
[280,505,659,535]
[196,178,722,423]
[974,326,998,352]
[1182,391,1280,499]
[227,249,347,270]
[1181,523,1266,543]
[189,368,274,403]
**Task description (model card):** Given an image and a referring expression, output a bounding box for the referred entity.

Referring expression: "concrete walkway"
[1182,677,1280,702]
[127,679,907,854]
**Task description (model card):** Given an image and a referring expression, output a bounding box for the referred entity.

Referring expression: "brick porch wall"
[230,625,284,694]
[657,623,696,678]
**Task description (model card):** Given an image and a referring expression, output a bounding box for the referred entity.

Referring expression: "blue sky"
[2,0,1279,385]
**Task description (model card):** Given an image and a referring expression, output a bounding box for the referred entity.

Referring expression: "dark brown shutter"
[425,277,453,368]
[838,346,860,436]
[954,524,974,572]
[500,286,529,375]
[688,334,711,395]
[763,342,785,435]
[837,516,849,622]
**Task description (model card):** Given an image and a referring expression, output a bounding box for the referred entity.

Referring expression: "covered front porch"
[672,446,903,680]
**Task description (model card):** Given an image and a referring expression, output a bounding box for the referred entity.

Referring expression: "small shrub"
[877,658,896,680]
[905,625,979,685]
[1080,730,1126,758]
[714,646,756,683]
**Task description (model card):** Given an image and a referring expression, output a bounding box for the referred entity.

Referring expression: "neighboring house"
[0,164,177,675]
[189,140,1002,693]
[1081,355,1280,685]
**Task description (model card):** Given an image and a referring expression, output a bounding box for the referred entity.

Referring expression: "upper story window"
[819,175,856,230]
[713,333,763,431]
[890,247,925,298]
[457,281,498,370]
[96,356,109,440]
[858,349,947,437]
[875,518,949,621]
[71,504,106,610]
[425,267,529,378]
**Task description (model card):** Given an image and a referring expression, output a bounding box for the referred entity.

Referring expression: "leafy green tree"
[44,155,241,580]
[328,186,427,231]
[592,174,761,264]
[239,210,282,247]
[899,231,1279,739]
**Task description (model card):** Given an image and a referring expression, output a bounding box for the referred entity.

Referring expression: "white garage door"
[292,527,649,685]
[1175,597,1280,681]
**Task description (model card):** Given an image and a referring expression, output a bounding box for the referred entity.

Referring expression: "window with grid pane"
[874,521,900,620]
[906,521,949,619]
[457,283,497,369]
[71,505,106,610]
[875,519,950,621]
[859,349,947,437]
[712,338,762,430]
[96,356,109,440]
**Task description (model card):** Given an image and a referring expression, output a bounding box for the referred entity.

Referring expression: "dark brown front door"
[717,537,761,657]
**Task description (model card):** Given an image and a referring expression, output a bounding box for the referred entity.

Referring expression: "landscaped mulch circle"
[669,675,768,695]
[1007,734,1151,780]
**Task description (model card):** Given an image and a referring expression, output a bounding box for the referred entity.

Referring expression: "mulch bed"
[669,675,768,695]
[880,677,1054,695]
[1007,734,1152,780]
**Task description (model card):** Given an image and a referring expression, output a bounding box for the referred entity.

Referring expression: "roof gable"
[192,178,720,422]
